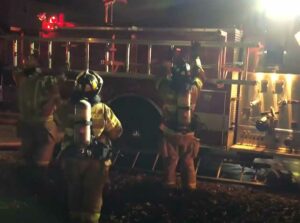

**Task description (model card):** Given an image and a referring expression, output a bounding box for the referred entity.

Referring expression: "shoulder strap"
[103,103,108,125]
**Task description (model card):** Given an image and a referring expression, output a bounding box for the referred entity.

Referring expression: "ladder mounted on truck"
[1,27,259,79]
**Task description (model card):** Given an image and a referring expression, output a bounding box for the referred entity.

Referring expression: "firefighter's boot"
[181,156,197,190]
[163,156,179,189]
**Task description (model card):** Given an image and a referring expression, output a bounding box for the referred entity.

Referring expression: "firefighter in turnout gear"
[54,70,122,223]
[13,53,41,88]
[157,44,204,190]
[17,56,61,191]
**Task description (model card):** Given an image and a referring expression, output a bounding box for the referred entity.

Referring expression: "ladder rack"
[0,30,259,79]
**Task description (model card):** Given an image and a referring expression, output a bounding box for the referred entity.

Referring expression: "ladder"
[0,29,259,79]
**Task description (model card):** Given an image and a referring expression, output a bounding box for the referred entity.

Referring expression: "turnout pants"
[19,119,58,167]
[160,132,200,190]
[62,158,109,223]
[18,119,59,195]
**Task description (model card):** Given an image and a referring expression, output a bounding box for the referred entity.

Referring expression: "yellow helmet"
[75,70,103,98]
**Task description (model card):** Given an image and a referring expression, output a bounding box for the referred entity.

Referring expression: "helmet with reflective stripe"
[171,59,191,77]
[171,55,192,92]
[75,70,103,99]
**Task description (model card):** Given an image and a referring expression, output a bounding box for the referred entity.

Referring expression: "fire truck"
[0,23,299,186]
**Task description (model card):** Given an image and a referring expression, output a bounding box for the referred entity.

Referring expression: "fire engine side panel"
[100,74,162,108]
[234,72,300,154]
[100,74,236,150]
[194,89,233,148]
[0,28,242,151]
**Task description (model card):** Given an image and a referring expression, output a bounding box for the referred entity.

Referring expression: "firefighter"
[13,52,41,87]
[54,70,122,223]
[17,56,62,193]
[157,44,204,190]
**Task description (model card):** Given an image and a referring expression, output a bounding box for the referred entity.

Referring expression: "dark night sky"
[1,0,295,48]
[33,0,264,31]
[0,0,298,70]
[60,0,299,47]
[1,0,291,38]
[114,0,258,27]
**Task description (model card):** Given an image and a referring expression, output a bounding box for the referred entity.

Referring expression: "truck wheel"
[110,96,161,151]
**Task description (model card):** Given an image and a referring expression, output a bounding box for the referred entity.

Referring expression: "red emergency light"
[38,13,75,32]
[103,0,116,4]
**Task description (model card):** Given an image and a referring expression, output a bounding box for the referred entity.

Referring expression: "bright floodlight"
[295,31,300,46]
[259,0,300,20]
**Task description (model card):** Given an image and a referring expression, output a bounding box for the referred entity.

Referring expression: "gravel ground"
[101,172,300,223]
[0,151,300,223]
